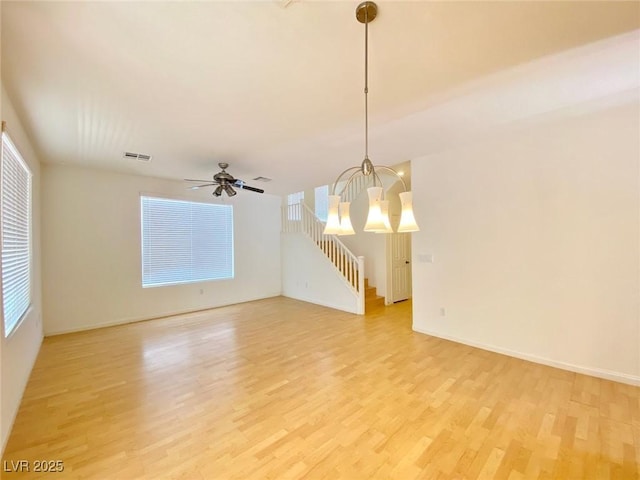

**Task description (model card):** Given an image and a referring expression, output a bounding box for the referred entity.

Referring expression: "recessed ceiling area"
[1,1,638,195]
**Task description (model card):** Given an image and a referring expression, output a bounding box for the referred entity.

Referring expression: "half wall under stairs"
[282,203,365,314]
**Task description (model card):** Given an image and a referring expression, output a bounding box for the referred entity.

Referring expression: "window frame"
[140,194,234,288]
[1,129,33,338]
[314,185,329,222]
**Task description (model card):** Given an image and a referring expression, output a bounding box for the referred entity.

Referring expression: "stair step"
[364,277,384,311]
[365,295,385,310]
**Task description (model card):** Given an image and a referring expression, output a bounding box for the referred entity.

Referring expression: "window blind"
[287,191,304,220]
[1,132,32,337]
[141,196,233,287]
[314,185,329,222]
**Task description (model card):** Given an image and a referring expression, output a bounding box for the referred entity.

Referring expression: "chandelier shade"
[363,187,387,232]
[397,191,419,233]
[324,195,342,235]
[376,200,393,234]
[338,202,355,235]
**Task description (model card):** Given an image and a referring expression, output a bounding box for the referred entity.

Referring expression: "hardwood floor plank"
[2,297,639,479]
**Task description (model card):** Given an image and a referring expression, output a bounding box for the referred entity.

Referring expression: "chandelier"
[323,1,419,236]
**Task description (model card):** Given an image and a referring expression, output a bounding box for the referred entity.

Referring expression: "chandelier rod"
[364,6,369,161]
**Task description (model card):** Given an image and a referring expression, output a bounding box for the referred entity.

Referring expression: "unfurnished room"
[0,1,638,479]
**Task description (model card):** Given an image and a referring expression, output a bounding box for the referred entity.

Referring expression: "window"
[287,191,304,220]
[141,196,233,287]
[1,131,32,337]
[314,185,329,222]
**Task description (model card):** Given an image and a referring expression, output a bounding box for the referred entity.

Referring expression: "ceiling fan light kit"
[323,1,419,236]
[185,162,264,197]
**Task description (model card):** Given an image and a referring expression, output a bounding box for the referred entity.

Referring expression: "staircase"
[282,202,365,314]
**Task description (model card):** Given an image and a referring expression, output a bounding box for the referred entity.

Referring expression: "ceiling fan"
[185,163,264,197]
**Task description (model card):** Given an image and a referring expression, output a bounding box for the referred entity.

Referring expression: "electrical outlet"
[440,307,446,316]
[199,289,204,295]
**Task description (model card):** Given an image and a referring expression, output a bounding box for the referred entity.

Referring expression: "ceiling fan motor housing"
[213,171,234,185]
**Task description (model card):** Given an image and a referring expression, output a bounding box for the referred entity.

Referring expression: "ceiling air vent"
[253,176,272,182]
[124,151,152,162]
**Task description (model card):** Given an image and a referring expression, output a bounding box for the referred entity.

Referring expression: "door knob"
[405,261,410,264]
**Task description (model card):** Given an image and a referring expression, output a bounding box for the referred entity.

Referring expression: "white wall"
[281,233,360,314]
[1,88,44,452]
[42,165,282,334]
[411,101,640,385]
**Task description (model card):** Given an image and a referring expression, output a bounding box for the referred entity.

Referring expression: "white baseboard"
[44,293,282,336]
[413,326,640,387]
[282,292,359,315]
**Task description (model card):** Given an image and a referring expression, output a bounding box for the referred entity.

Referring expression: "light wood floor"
[3,297,639,479]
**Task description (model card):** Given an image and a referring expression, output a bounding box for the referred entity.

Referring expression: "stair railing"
[338,175,369,203]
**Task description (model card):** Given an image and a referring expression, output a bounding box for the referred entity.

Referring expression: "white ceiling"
[2,1,639,195]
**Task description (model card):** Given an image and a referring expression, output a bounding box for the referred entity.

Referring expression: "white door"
[390,233,411,302]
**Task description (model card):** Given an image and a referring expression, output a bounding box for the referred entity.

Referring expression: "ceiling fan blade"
[233,179,264,193]
[188,183,216,190]
[184,178,213,183]
[239,184,264,194]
